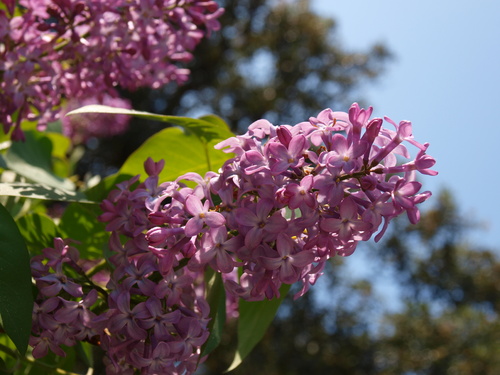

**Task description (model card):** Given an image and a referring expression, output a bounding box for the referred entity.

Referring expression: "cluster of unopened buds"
[29,103,437,374]
[0,0,223,140]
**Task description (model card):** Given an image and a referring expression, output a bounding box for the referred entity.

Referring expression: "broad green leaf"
[58,203,108,259]
[66,105,233,143]
[198,114,234,139]
[226,284,291,372]
[16,213,61,254]
[201,271,226,357]
[0,203,34,356]
[0,182,94,203]
[3,131,74,191]
[120,127,231,182]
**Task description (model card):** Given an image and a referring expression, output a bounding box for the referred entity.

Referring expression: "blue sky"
[312,0,500,250]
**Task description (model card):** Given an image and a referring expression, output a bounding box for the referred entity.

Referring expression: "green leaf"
[58,203,108,259]
[0,356,8,374]
[76,341,93,369]
[197,114,234,141]
[66,105,234,143]
[66,106,234,181]
[201,270,226,357]
[0,182,94,203]
[119,127,231,182]
[44,132,72,178]
[226,284,291,372]
[0,203,34,356]
[3,131,74,191]
[16,212,61,254]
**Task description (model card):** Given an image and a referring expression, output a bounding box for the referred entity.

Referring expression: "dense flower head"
[99,103,437,303]
[30,234,211,373]
[0,0,224,140]
[30,103,436,374]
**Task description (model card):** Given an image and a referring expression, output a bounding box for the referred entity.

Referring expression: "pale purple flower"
[107,292,149,340]
[139,297,181,339]
[284,174,316,210]
[320,197,373,242]
[37,263,83,298]
[30,101,438,375]
[260,233,316,284]
[190,227,243,273]
[184,194,226,237]
[30,331,66,359]
[235,199,288,249]
[267,132,308,174]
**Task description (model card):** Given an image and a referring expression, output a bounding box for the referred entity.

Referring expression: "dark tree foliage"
[78,0,390,176]
[199,190,500,374]
[377,189,500,313]
[372,190,500,374]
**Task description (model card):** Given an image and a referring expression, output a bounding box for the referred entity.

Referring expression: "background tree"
[77,0,390,176]
[373,190,500,374]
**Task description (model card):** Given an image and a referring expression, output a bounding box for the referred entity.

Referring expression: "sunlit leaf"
[0,203,34,356]
[119,127,231,182]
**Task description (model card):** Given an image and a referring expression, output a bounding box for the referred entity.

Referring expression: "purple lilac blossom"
[30,103,437,374]
[97,103,436,306]
[0,0,223,140]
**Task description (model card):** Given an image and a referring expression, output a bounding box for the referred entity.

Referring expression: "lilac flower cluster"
[99,102,437,304]
[30,238,101,359]
[29,103,436,373]
[31,236,210,373]
[0,0,223,140]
